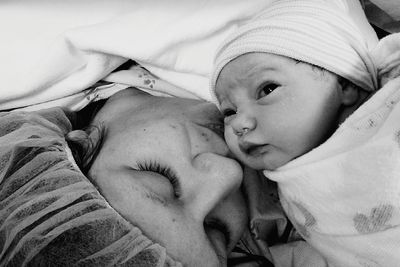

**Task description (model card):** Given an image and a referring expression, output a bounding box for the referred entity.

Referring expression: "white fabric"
[368,0,400,20]
[364,0,400,34]
[13,65,193,112]
[371,33,400,87]
[210,0,379,104]
[0,0,275,110]
[264,33,400,267]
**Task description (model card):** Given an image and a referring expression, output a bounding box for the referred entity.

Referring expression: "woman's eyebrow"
[144,190,168,207]
[129,179,169,207]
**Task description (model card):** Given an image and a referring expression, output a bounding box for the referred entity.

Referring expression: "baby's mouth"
[239,143,269,157]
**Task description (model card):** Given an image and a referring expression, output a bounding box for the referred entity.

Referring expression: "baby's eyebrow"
[247,65,277,76]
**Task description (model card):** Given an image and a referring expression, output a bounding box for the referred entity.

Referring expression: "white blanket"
[0,0,275,110]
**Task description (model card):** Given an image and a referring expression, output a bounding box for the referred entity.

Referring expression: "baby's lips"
[239,140,258,153]
[238,140,252,154]
[239,141,269,157]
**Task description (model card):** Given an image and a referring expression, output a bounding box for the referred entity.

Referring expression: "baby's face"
[215,52,342,170]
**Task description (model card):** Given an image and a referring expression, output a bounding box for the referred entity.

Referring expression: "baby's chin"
[239,154,287,171]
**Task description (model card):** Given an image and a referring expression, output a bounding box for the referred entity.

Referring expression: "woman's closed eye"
[135,160,182,198]
[258,82,279,98]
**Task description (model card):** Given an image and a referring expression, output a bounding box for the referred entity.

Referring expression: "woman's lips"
[239,143,269,157]
[207,229,227,267]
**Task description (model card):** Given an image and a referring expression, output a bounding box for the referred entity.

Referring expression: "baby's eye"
[258,83,279,98]
[222,108,236,118]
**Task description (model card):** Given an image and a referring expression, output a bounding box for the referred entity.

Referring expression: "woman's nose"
[230,111,256,137]
[186,152,243,221]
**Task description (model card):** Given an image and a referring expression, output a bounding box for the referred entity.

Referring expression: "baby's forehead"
[214,53,288,89]
[217,53,294,81]
[220,53,327,82]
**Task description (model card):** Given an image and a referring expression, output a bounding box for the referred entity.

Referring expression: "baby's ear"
[339,78,359,106]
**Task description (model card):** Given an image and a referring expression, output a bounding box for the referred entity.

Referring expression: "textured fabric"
[13,64,194,112]
[210,0,379,103]
[234,168,287,264]
[263,69,400,266]
[235,168,330,267]
[364,0,400,34]
[367,0,400,21]
[0,108,181,266]
[372,33,400,87]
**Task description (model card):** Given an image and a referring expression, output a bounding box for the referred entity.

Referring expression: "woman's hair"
[65,99,107,174]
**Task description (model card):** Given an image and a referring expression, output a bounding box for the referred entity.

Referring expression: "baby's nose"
[231,112,256,137]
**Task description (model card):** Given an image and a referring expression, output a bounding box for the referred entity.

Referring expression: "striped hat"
[210,0,379,102]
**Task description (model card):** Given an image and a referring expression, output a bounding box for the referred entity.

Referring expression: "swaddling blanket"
[0,0,275,110]
[0,108,180,266]
[264,72,400,266]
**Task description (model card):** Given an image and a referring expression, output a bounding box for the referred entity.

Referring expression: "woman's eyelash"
[204,218,231,248]
[136,160,182,198]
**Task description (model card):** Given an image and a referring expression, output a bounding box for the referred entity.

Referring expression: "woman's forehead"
[102,90,223,127]
[154,97,223,123]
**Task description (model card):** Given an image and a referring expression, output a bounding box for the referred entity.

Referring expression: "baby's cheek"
[224,131,240,154]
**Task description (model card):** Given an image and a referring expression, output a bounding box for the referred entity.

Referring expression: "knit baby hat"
[210,0,379,103]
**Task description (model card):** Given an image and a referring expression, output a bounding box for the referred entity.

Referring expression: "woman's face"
[89,89,247,267]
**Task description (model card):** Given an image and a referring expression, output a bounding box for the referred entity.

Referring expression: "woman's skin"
[88,88,248,266]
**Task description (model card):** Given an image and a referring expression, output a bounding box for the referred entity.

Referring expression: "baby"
[211,0,400,266]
